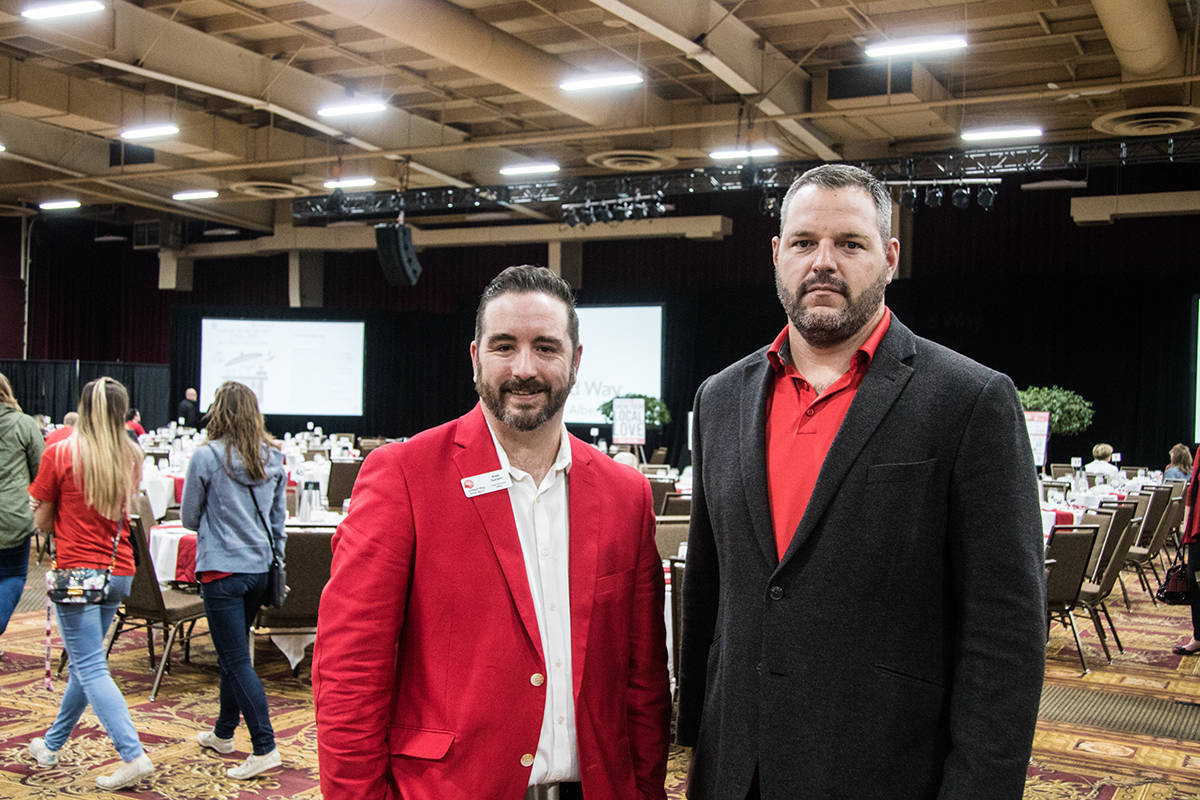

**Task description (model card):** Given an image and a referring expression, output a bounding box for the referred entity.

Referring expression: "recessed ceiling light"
[172,189,219,201]
[203,227,240,237]
[317,100,389,117]
[39,199,81,210]
[499,163,560,176]
[709,146,780,160]
[865,36,967,58]
[21,1,104,20]
[120,123,179,140]
[323,177,377,189]
[961,126,1043,142]
[560,72,644,92]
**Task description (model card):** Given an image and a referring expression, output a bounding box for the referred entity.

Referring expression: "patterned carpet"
[2,565,1200,798]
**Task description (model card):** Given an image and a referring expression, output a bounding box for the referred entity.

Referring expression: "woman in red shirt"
[1175,451,1200,655]
[27,377,155,790]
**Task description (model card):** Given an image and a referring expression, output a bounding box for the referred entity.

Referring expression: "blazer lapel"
[738,351,783,568]
[780,319,916,564]
[566,438,599,700]
[451,405,545,663]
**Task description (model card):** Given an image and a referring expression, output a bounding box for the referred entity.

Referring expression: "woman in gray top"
[0,371,43,654]
[181,381,286,780]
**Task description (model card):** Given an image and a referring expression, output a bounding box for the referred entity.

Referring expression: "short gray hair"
[778,164,892,244]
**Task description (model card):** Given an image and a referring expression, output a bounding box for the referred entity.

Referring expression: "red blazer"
[313,405,670,800]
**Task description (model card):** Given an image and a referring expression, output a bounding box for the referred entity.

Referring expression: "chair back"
[124,515,170,617]
[1166,479,1187,500]
[326,459,364,511]
[133,490,157,528]
[647,478,675,518]
[255,530,334,630]
[1093,515,1142,598]
[661,493,691,517]
[1121,466,1147,479]
[1048,463,1073,479]
[1045,526,1098,609]
[358,437,386,455]
[648,447,668,465]
[1041,479,1071,502]
[654,515,689,560]
[1135,485,1173,547]
[1144,497,1184,558]
[1078,509,1113,582]
[1093,502,1134,583]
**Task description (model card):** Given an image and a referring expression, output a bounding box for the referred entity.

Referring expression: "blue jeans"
[46,574,144,761]
[0,537,30,637]
[200,572,275,754]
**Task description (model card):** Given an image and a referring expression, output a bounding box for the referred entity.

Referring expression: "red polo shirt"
[766,308,891,560]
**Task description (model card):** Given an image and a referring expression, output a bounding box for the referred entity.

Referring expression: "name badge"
[461,469,512,498]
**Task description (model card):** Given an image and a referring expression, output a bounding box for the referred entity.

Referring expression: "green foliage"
[1017,385,1094,436]
[597,394,672,428]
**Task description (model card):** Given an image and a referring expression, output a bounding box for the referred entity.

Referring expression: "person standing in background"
[0,372,44,657]
[176,388,202,428]
[45,412,79,446]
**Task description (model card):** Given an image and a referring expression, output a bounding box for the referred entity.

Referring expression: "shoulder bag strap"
[247,483,280,567]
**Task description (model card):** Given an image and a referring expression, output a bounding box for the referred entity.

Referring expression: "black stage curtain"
[0,360,168,428]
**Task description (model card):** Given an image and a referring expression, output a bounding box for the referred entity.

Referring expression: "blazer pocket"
[872,663,945,690]
[866,458,937,485]
[389,725,455,759]
[595,566,634,598]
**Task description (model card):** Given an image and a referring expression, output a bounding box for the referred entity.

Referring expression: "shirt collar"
[768,306,892,374]
[485,419,573,482]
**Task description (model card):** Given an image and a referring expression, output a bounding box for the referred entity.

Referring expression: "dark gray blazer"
[677,315,1045,800]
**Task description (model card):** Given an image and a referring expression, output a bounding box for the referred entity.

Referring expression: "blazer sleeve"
[625,476,671,799]
[313,446,414,800]
[939,372,1045,799]
[675,378,718,747]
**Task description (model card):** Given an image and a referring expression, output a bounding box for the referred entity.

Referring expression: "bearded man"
[677,164,1045,800]
[313,265,670,800]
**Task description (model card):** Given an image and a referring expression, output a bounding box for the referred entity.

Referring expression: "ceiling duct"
[1091,0,1187,109]
[1092,106,1200,137]
[813,62,955,141]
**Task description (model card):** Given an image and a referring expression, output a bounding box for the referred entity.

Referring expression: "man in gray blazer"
[677,164,1045,799]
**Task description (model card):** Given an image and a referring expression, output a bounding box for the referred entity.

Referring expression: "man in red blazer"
[313,265,670,800]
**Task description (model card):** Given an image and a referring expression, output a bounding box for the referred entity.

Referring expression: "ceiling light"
[21,1,104,20]
[316,100,389,117]
[39,199,81,210]
[560,72,644,92]
[323,177,376,189]
[120,123,179,140]
[977,186,998,210]
[961,126,1043,142]
[0,144,6,152]
[951,186,972,209]
[203,227,239,237]
[499,163,560,176]
[709,146,780,160]
[865,36,967,58]
[94,234,127,242]
[172,189,219,201]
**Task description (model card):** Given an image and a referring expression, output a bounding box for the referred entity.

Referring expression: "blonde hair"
[1092,443,1113,461]
[205,382,274,482]
[72,377,141,519]
[1169,443,1192,473]
[0,372,19,411]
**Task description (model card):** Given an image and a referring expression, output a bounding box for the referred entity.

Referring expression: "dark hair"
[124,408,139,422]
[474,265,579,349]
[779,163,892,244]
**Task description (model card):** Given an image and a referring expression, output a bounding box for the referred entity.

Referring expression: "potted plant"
[1016,385,1094,436]
[597,394,672,428]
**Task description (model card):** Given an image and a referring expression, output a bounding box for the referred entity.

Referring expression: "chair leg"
[1117,573,1131,611]
[149,623,182,702]
[182,619,197,663]
[1099,601,1124,654]
[55,649,68,677]
[105,614,127,659]
[1084,605,1112,662]
[1066,612,1090,675]
[1149,560,1162,586]
[146,621,157,669]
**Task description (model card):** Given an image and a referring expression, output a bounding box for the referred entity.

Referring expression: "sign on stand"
[1024,410,1050,467]
[612,397,646,445]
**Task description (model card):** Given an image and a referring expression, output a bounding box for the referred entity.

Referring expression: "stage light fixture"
[977,185,998,210]
[899,186,919,210]
[951,186,972,209]
[924,185,943,208]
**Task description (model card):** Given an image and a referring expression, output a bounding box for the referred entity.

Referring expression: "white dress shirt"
[487,423,579,786]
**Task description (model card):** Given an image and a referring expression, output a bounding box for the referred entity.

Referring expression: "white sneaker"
[94,753,154,790]
[29,737,59,768]
[197,731,235,754]
[226,749,280,780]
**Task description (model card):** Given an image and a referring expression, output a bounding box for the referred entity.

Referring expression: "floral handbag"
[45,516,123,604]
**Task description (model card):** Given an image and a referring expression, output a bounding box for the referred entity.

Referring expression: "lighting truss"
[291,134,1200,222]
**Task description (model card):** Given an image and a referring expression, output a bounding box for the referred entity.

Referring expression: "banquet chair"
[647,478,676,518]
[106,513,208,700]
[1135,486,1173,549]
[648,447,668,464]
[669,557,685,693]
[1125,497,1184,604]
[660,493,691,517]
[1166,480,1187,500]
[1121,467,1147,480]
[358,436,386,455]
[1040,480,1071,503]
[1048,463,1074,479]
[1077,515,1142,663]
[655,516,690,561]
[1045,526,1099,675]
[326,459,364,511]
[251,530,333,674]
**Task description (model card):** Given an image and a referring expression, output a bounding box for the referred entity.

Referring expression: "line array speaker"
[375,223,422,287]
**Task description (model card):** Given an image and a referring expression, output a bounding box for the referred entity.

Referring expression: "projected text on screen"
[200,318,365,416]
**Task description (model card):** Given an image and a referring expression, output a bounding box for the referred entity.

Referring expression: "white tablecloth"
[141,474,174,520]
